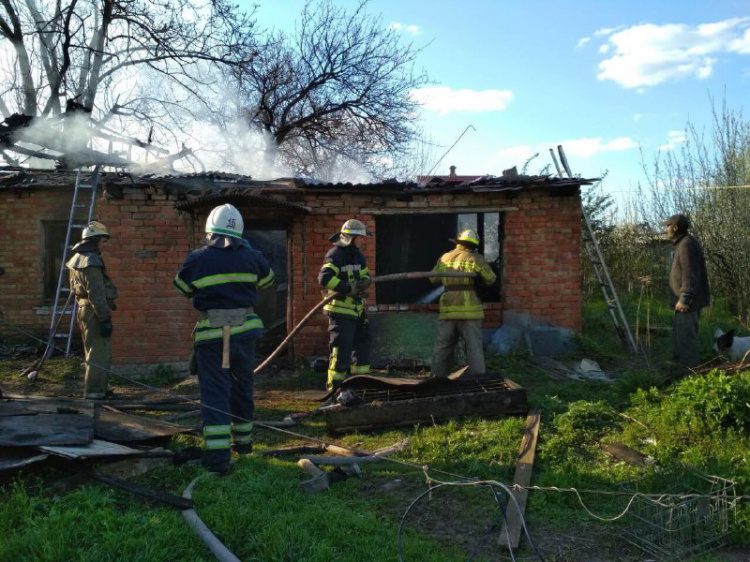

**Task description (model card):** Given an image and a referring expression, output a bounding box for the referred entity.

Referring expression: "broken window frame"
[42,221,81,302]
[374,211,505,305]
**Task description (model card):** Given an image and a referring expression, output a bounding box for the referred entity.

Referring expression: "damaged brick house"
[0,166,593,372]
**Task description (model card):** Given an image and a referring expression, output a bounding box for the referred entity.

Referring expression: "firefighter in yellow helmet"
[429,228,496,377]
[66,221,118,399]
[318,219,372,391]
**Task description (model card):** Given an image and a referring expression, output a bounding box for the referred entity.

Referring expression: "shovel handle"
[222,326,231,369]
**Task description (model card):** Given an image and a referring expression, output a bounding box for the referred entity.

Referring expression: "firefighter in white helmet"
[429,228,497,377]
[174,203,274,474]
[66,220,118,399]
[318,219,373,391]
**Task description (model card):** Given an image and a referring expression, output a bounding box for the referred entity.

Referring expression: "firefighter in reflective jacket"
[318,219,372,391]
[67,221,118,399]
[174,204,274,474]
[429,228,496,377]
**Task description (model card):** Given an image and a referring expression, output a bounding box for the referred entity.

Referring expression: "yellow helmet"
[81,220,110,240]
[452,228,480,247]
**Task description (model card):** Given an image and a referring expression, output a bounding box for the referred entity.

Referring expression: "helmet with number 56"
[205,204,244,239]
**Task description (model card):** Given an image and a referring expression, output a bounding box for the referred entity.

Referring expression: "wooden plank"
[0,449,49,472]
[0,413,94,446]
[95,409,191,442]
[499,407,541,550]
[0,401,35,416]
[325,379,527,433]
[39,439,142,459]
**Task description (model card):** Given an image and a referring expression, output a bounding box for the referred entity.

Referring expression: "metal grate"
[620,469,737,561]
[356,377,511,403]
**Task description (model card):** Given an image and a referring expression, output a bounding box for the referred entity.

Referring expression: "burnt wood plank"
[325,378,528,433]
[0,413,94,446]
[95,409,191,442]
[499,407,541,550]
[0,448,49,472]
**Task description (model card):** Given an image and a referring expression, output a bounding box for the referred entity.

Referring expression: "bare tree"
[639,96,750,320]
[226,0,428,180]
[0,0,259,165]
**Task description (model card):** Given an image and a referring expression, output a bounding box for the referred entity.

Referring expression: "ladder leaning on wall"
[44,166,102,359]
[549,145,638,355]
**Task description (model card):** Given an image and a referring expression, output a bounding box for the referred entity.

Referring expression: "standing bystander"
[660,213,711,368]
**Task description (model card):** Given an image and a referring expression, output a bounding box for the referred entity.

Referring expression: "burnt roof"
[0,167,596,198]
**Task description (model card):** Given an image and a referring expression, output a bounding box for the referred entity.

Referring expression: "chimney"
[449,165,456,178]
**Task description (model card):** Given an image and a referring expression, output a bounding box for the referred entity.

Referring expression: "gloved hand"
[99,318,113,338]
[356,278,372,292]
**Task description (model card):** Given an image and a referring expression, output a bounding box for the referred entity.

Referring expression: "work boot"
[232,443,253,455]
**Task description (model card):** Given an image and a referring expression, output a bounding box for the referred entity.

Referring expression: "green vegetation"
[1,295,749,561]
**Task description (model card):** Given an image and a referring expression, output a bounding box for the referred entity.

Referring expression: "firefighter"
[66,221,118,399]
[318,219,373,391]
[174,204,274,474]
[429,228,496,377]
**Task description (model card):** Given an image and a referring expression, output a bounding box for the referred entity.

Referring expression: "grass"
[1,294,750,561]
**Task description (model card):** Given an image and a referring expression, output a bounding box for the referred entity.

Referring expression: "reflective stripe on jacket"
[430,246,496,320]
[174,240,274,343]
[318,245,370,318]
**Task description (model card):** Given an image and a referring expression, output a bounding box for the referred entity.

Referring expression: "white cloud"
[390,22,421,35]
[411,86,513,115]
[577,37,591,48]
[659,130,686,150]
[597,17,750,88]
[496,137,638,166]
[595,27,619,37]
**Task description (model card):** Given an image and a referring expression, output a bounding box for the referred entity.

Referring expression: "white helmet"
[82,220,110,240]
[340,219,369,237]
[205,204,244,238]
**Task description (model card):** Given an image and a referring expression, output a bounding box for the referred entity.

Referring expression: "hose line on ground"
[254,271,478,374]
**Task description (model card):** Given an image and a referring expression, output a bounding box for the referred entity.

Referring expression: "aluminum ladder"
[44,166,101,358]
[549,145,638,354]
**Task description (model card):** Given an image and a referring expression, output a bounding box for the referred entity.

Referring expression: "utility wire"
[425,125,476,176]
[2,315,747,561]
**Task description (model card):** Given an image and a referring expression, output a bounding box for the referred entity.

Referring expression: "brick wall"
[0,183,581,367]
[289,188,582,358]
[0,189,73,340]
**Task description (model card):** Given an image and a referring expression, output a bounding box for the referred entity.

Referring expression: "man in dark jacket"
[174,204,274,474]
[67,221,118,399]
[660,214,710,367]
[318,219,372,391]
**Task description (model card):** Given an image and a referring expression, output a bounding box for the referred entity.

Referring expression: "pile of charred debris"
[0,391,195,508]
[0,366,530,509]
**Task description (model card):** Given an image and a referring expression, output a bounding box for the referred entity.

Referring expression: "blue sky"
[249,1,750,200]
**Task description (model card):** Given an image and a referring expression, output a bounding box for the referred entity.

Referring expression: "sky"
[247,0,750,206]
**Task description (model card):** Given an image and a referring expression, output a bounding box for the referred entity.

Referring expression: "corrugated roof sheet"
[0,167,596,196]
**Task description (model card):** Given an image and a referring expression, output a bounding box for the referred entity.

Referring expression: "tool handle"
[221,326,230,369]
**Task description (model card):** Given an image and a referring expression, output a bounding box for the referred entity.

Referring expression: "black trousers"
[327,314,371,390]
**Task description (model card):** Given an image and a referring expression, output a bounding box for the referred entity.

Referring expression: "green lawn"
[1,295,749,561]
